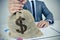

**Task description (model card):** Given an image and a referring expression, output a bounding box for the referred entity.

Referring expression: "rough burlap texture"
[8,9,43,39]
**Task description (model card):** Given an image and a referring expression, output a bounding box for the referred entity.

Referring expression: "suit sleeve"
[41,2,54,24]
[23,6,27,10]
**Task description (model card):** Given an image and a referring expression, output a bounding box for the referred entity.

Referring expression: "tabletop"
[0,20,60,40]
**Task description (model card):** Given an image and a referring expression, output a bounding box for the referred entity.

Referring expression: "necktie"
[31,1,35,19]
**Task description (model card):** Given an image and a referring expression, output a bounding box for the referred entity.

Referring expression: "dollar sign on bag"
[16,16,27,34]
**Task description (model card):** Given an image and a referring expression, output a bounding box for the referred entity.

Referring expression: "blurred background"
[0,0,60,26]
[0,0,60,40]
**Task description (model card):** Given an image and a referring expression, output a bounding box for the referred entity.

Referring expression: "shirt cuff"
[45,19,53,24]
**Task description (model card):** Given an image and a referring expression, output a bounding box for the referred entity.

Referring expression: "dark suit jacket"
[23,0,54,24]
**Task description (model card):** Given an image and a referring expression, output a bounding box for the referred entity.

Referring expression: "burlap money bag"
[8,9,43,39]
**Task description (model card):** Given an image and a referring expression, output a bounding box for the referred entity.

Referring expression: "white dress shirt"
[29,0,36,19]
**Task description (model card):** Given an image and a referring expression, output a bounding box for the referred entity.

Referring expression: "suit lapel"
[25,1,32,13]
[26,1,37,21]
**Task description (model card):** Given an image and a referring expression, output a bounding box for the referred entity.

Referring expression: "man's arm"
[41,1,54,24]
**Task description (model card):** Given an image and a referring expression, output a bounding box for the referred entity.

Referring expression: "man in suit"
[9,0,54,28]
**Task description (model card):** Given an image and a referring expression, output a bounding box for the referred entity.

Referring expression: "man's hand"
[8,0,27,14]
[37,20,49,28]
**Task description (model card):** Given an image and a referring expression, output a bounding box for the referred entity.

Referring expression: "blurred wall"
[42,0,60,20]
[0,0,60,25]
[0,0,9,26]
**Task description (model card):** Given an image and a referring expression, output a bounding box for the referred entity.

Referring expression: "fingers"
[9,3,24,10]
[8,0,20,4]
[44,22,49,28]
[40,22,45,28]
[37,20,44,28]
[8,0,25,14]
[9,0,26,4]
[22,0,27,4]
[9,9,19,14]
[37,20,49,28]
